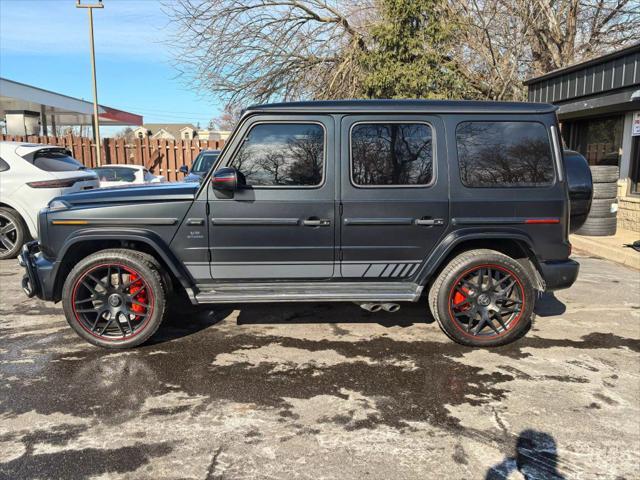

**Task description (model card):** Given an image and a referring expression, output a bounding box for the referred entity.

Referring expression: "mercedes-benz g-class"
[19,100,590,349]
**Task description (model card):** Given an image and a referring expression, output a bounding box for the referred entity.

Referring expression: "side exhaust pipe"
[357,303,400,313]
[382,303,400,312]
[358,303,383,312]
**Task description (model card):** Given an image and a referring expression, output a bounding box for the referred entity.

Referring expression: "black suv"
[20,100,590,349]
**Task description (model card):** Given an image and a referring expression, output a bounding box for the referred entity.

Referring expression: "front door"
[339,115,449,279]
[208,115,335,280]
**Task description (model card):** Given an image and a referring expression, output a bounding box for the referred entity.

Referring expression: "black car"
[20,100,592,349]
[180,149,221,182]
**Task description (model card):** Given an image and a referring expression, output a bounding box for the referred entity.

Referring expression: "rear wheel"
[62,249,167,349]
[429,249,535,347]
[0,207,26,260]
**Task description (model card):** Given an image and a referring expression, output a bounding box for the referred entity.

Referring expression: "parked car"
[179,149,221,182]
[0,142,99,259]
[93,165,165,188]
[19,100,591,349]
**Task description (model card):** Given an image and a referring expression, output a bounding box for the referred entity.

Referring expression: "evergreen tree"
[358,0,466,99]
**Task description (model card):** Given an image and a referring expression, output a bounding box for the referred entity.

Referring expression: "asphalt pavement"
[0,255,638,479]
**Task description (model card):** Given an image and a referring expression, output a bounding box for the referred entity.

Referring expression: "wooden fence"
[0,134,226,182]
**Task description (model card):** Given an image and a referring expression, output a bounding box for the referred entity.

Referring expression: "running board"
[194,282,423,304]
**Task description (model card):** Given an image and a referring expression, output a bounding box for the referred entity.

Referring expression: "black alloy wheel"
[448,264,525,337]
[71,263,154,340]
[62,249,167,348]
[429,249,535,347]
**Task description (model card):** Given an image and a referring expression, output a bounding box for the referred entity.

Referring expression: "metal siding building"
[525,43,640,233]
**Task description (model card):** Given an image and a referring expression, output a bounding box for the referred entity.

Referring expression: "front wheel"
[0,207,27,260]
[428,249,535,347]
[62,249,167,349]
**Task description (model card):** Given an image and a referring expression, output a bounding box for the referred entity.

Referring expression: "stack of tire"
[575,165,619,236]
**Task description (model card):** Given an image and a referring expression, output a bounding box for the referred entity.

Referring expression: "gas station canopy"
[0,77,142,130]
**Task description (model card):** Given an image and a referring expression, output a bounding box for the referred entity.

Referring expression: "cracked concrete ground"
[0,255,638,480]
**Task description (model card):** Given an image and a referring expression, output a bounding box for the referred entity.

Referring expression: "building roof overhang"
[0,78,143,126]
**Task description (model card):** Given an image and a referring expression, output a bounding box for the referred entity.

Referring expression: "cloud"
[0,0,173,61]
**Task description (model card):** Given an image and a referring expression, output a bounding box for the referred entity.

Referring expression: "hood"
[182,172,204,183]
[59,181,199,205]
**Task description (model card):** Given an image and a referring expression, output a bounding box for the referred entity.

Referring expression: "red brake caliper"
[453,286,471,311]
[128,273,147,317]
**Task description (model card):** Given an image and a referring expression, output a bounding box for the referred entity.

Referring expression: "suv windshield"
[191,151,220,175]
[32,149,85,172]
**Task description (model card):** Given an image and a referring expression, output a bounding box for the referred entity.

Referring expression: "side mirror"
[211,167,245,191]
[179,165,189,175]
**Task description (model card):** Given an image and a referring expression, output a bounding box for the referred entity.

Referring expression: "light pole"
[76,0,104,166]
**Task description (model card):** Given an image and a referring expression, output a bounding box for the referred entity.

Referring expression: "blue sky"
[0,0,222,134]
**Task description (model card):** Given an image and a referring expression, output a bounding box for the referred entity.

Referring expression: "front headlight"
[47,199,72,211]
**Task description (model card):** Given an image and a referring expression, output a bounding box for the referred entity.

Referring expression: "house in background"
[133,123,198,140]
[133,123,231,142]
[525,42,640,233]
[197,129,232,141]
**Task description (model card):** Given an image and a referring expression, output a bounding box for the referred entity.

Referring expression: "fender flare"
[415,227,539,286]
[53,228,194,291]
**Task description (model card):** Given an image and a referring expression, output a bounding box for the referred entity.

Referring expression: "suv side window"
[350,123,433,186]
[456,121,555,188]
[229,123,324,187]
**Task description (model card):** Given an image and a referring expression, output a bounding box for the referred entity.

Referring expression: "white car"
[93,165,165,188]
[0,142,99,259]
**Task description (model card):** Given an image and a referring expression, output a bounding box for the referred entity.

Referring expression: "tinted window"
[230,123,324,186]
[32,149,85,172]
[456,122,555,188]
[94,167,137,182]
[191,152,220,174]
[0,157,8,172]
[351,123,433,186]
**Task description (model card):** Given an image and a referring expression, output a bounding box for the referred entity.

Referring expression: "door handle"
[303,218,330,226]
[415,218,444,226]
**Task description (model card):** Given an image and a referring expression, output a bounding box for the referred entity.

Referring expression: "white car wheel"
[0,207,26,259]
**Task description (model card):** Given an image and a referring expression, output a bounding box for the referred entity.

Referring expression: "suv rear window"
[191,152,220,175]
[94,167,137,182]
[32,149,86,172]
[351,123,433,186]
[456,122,555,188]
[230,123,324,187]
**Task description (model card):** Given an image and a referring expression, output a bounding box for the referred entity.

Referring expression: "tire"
[574,216,617,236]
[428,249,535,347]
[587,198,617,218]
[62,248,167,349]
[592,182,618,199]
[590,166,619,183]
[0,207,27,260]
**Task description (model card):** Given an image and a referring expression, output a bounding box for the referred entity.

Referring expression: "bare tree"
[451,0,640,100]
[208,103,244,131]
[165,0,375,105]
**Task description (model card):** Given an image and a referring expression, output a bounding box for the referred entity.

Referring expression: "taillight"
[27,176,95,189]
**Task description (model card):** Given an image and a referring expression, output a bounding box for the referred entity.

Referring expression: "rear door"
[339,115,448,279]
[208,114,336,280]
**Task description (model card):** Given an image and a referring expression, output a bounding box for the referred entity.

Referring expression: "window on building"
[456,121,555,188]
[351,123,433,186]
[574,116,624,167]
[229,123,324,186]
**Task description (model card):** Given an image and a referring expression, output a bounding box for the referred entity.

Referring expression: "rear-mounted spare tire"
[564,150,592,233]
